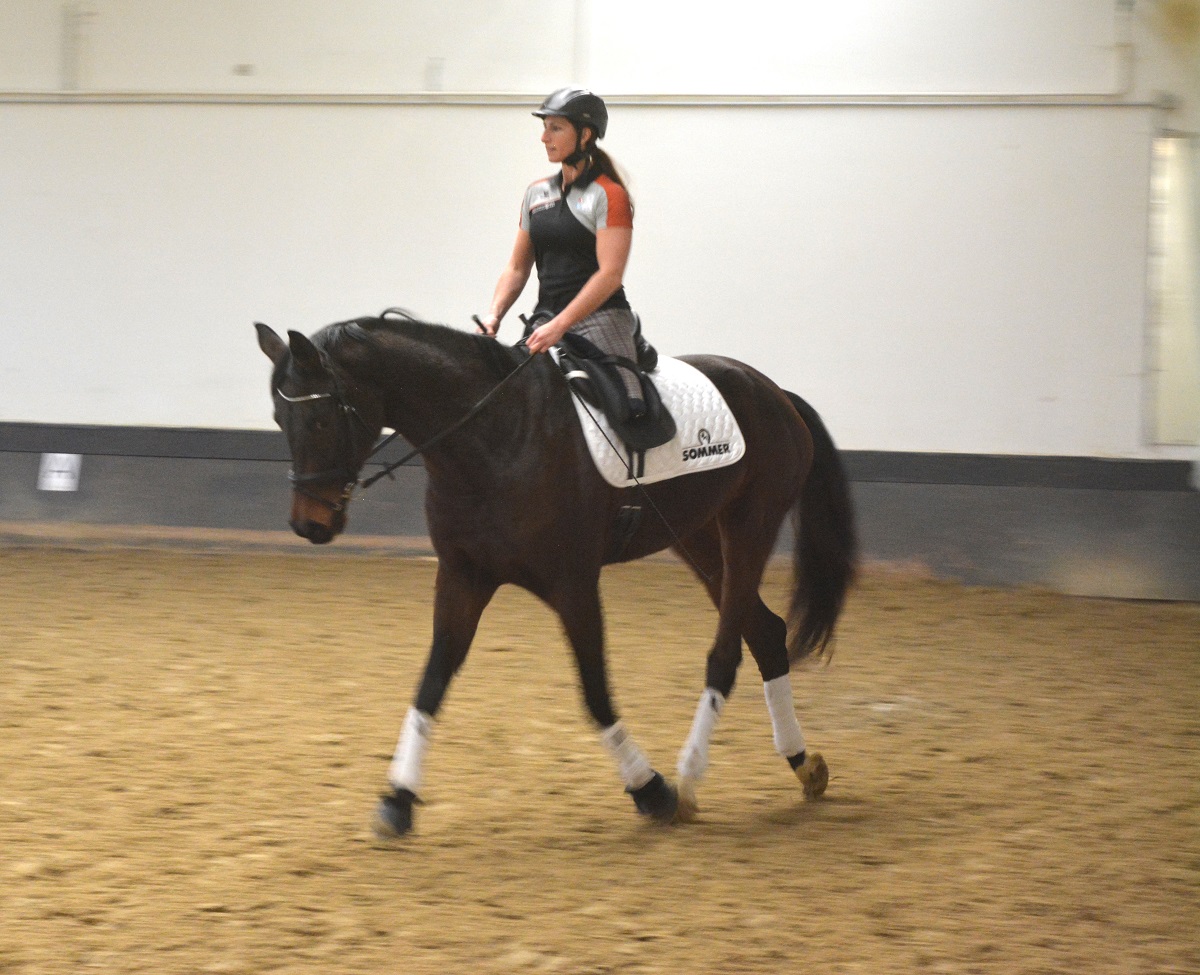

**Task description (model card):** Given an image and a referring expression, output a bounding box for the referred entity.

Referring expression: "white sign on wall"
[38,453,83,491]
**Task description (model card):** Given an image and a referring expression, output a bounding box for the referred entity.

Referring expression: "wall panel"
[0,99,1156,459]
[3,1,1122,96]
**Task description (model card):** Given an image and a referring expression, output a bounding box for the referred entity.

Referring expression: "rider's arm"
[478,230,535,336]
[525,226,631,354]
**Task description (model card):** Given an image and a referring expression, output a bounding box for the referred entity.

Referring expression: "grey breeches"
[570,308,643,400]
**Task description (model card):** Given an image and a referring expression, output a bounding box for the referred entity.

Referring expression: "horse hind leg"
[762,670,828,800]
[700,492,830,802]
[680,514,828,816]
[675,607,828,818]
[672,517,828,817]
[676,684,726,821]
[746,592,828,801]
[675,593,833,816]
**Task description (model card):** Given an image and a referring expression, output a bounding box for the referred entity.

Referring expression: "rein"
[278,309,534,511]
[357,307,535,489]
[280,316,707,583]
[281,350,533,510]
[359,351,534,489]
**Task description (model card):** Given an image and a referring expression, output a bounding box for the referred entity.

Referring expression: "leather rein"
[278,342,534,514]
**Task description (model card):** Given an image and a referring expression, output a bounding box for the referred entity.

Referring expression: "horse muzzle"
[290,516,339,544]
[289,485,351,543]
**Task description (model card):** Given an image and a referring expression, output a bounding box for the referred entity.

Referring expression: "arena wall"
[1,2,1197,596]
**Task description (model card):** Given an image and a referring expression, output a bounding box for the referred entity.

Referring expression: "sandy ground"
[1,547,1197,974]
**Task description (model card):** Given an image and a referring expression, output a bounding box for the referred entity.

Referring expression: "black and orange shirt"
[519,169,633,317]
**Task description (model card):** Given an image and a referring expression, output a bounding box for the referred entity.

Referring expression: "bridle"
[277,341,536,514]
[276,374,376,514]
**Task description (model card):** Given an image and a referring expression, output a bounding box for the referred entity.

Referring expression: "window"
[1147,134,1200,445]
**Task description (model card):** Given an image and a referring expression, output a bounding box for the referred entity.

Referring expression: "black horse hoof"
[627,771,678,824]
[373,787,416,839]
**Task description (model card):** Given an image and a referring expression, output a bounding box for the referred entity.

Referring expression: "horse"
[255,312,857,836]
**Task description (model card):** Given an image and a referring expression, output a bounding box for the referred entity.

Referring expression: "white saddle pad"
[561,355,746,488]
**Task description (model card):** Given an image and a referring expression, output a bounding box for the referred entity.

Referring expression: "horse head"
[256,322,383,543]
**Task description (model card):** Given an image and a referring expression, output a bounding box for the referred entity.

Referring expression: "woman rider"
[476,87,645,410]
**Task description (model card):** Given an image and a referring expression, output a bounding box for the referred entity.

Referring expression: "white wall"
[592,0,1121,96]
[0,0,1196,458]
[624,104,1155,456]
[0,1,1130,96]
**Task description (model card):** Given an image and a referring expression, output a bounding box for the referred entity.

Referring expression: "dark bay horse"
[256,313,857,835]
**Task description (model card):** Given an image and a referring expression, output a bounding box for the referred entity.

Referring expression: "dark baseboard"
[843,450,1193,491]
[1,422,1197,599]
[1,422,1192,491]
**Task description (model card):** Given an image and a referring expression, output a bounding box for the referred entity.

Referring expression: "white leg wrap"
[763,675,806,758]
[601,721,654,791]
[387,707,433,795]
[677,688,726,782]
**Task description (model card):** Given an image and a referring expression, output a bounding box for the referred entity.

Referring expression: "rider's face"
[541,116,580,164]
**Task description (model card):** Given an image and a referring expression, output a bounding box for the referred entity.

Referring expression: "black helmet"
[532,87,609,140]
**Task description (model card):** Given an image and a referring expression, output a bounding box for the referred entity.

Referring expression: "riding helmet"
[532,87,609,140]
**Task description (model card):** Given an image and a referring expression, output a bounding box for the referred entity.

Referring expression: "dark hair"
[586,145,633,212]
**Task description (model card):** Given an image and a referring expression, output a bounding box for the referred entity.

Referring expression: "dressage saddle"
[544,318,677,454]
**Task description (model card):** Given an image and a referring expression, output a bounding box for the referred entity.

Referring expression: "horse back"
[676,354,813,465]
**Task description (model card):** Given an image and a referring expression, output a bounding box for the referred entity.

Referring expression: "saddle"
[550,322,676,454]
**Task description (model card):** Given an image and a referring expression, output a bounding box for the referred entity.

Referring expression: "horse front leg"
[374,560,496,838]
[554,577,678,824]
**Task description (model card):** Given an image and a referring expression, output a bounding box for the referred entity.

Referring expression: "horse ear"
[287,330,325,374]
[255,322,287,365]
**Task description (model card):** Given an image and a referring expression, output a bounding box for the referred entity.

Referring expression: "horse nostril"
[290,519,334,544]
[307,524,334,544]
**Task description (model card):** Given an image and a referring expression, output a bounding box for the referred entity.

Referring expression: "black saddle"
[553,325,676,455]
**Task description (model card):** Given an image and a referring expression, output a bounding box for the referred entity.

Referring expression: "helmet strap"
[563,126,594,168]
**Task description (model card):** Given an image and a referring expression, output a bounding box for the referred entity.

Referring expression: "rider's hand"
[526,318,569,355]
[473,314,500,337]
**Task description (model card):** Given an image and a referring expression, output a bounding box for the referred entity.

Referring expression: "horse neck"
[349,324,523,450]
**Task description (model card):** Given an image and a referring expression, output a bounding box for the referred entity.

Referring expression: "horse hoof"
[795,753,829,800]
[627,771,678,824]
[372,787,416,838]
[676,778,700,823]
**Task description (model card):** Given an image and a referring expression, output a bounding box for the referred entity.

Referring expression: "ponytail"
[589,147,634,214]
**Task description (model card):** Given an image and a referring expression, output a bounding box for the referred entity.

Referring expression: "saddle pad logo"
[682,428,732,462]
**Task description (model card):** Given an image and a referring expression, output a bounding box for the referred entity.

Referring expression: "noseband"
[275,381,373,516]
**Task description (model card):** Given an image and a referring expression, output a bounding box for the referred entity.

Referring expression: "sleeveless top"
[519,169,633,318]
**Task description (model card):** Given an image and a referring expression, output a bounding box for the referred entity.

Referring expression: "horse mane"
[311,314,525,381]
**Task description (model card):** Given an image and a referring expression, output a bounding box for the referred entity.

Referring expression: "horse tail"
[784,390,858,664]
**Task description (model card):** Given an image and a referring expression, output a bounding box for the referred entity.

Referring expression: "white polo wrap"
[677,687,726,781]
[388,707,433,795]
[763,674,806,758]
[601,720,654,790]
